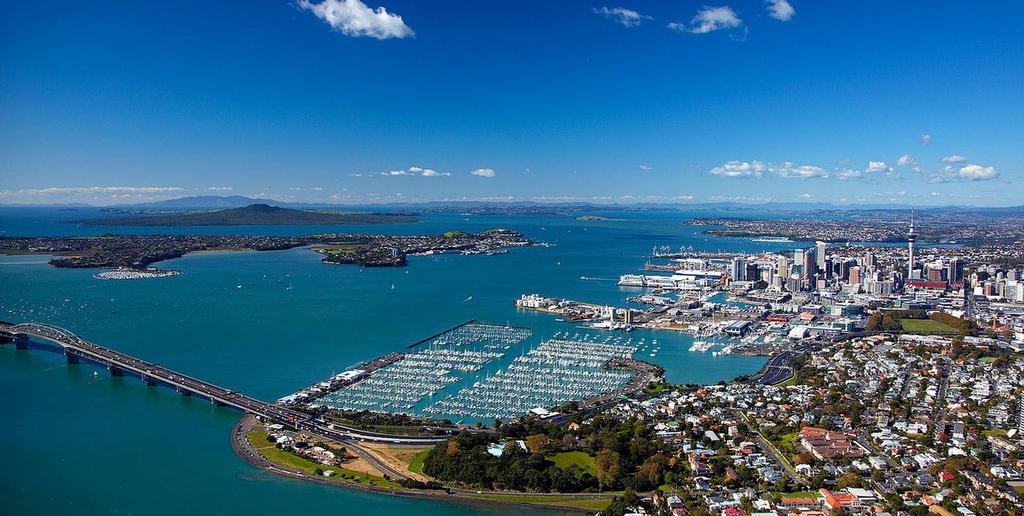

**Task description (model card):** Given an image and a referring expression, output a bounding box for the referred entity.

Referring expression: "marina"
[424,332,645,421]
[94,267,180,280]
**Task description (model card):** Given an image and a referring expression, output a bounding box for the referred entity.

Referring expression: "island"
[71,203,419,226]
[0,230,532,270]
[575,215,611,221]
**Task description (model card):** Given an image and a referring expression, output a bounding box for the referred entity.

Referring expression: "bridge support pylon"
[176,386,191,396]
[108,365,124,377]
[65,350,80,364]
[145,377,158,387]
[15,334,29,350]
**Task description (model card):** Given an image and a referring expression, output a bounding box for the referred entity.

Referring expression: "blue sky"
[1,1,1021,206]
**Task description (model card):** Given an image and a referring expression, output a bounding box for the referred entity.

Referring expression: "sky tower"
[907,209,917,280]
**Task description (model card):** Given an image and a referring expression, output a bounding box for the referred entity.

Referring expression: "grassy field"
[245,427,401,489]
[899,318,959,335]
[464,493,612,511]
[773,490,820,499]
[409,449,430,474]
[546,451,598,475]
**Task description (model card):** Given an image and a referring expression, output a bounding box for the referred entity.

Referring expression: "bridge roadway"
[1,322,447,446]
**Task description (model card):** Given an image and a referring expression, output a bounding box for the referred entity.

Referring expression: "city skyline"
[2,1,1022,206]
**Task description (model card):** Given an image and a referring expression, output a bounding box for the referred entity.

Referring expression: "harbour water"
[0,208,794,515]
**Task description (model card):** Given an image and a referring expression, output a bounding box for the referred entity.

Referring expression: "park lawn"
[546,451,598,475]
[773,490,820,499]
[409,449,430,474]
[777,431,800,454]
[246,427,401,489]
[899,318,958,335]
[464,493,612,511]
[777,375,799,387]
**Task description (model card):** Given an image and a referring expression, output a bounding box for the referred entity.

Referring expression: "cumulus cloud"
[672,6,742,34]
[941,154,967,163]
[866,161,889,172]
[298,0,413,40]
[592,6,651,27]
[207,186,233,191]
[836,169,863,181]
[1,186,184,195]
[469,168,496,178]
[918,134,933,145]
[639,164,652,171]
[774,163,828,179]
[800,193,812,200]
[380,166,450,177]
[958,164,998,181]
[710,160,829,179]
[0,186,187,205]
[710,160,766,178]
[765,0,795,21]
[896,154,913,166]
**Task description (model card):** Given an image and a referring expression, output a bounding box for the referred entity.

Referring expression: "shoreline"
[230,414,596,514]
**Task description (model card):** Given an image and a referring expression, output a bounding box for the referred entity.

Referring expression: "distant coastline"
[70,204,419,227]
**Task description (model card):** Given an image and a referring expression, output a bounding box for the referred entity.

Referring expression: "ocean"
[0,207,796,515]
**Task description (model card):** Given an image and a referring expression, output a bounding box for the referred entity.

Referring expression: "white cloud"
[592,6,651,27]
[774,163,828,179]
[896,154,913,166]
[674,6,742,34]
[958,164,998,181]
[1,186,184,195]
[918,133,933,145]
[836,169,863,180]
[765,0,795,21]
[298,0,413,40]
[941,154,967,163]
[711,160,829,179]
[206,186,233,191]
[800,193,812,200]
[0,186,187,205]
[469,168,496,178]
[866,161,889,172]
[380,166,450,177]
[639,164,652,171]
[710,160,766,178]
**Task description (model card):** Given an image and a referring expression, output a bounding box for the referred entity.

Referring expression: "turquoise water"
[0,208,788,515]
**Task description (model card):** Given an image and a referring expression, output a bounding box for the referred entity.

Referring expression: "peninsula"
[71,203,419,226]
[0,230,532,269]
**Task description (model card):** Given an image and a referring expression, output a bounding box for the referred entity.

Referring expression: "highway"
[1,321,447,446]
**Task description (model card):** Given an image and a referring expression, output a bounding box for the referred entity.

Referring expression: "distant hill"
[72,204,419,226]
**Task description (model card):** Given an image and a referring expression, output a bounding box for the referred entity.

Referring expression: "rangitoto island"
[71,203,420,226]
[0,229,532,270]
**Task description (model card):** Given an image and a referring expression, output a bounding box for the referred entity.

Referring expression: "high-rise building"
[730,257,747,282]
[907,211,917,280]
[816,241,827,270]
[777,255,791,278]
[849,265,862,285]
[862,252,877,273]
[948,258,964,283]
[802,247,817,280]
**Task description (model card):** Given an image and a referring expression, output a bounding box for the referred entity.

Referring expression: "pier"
[0,321,446,445]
